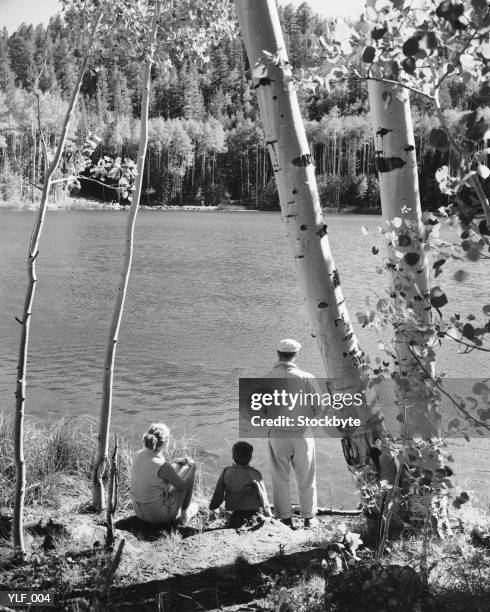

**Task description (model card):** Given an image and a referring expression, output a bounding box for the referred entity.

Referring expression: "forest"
[0,2,473,210]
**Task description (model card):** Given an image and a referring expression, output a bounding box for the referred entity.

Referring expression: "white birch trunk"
[368,79,438,439]
[91,0,162,510]
[233,0,386,467]
[368,80,450,533]
[13,12,102,555]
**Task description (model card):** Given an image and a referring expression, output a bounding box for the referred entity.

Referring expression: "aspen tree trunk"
[368,80,450,533]
[234,0,386,468]
[92,0,161,510]
[13,11,103,554]
[368,79,438,438]
[32,124,36,203]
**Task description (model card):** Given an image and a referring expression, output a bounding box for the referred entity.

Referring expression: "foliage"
[0,4,482,209]
[316,0,490,237]
[350,215,490,550]
[0,411,204,511]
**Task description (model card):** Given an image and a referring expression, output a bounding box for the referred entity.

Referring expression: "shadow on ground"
[107,546,326,611]
[114,515,204,540]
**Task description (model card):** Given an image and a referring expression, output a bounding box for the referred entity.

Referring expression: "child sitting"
[209,441,271,527]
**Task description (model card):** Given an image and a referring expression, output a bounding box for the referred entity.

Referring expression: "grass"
[256,504,490,612]
[0,411,210,511]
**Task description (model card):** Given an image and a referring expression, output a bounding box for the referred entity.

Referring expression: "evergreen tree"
[95,66,110,124]
[108,65,132,118]
[53,36,77,96]
[182,63,206,121]
[8,25,36,88]
[153,68,185,118]
[0,28,15,92]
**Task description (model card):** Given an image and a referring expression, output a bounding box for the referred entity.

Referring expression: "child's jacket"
[209,464,263,511]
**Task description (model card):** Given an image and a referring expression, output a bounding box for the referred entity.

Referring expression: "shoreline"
[0,197,380,214]
[1,413,488,610]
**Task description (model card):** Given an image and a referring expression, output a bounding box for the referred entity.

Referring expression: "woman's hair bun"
[143,423,170,451]
[143,433,157,451]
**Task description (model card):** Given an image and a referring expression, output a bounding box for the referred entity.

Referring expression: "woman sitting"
[130,423,198,526]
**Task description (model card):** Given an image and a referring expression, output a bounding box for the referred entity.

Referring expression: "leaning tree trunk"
[92,0,161,510]
[233,0,387,472]
[12,12,102,555]
[368,79,451,535]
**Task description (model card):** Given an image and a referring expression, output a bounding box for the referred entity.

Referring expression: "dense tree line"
[0,3,474,209]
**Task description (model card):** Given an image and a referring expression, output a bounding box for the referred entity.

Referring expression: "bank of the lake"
[1,415,489,611]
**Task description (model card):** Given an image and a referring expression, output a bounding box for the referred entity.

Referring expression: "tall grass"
[0,412,207,510]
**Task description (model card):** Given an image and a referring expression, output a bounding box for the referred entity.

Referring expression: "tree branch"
[442,331,490,353]
[406,343,490,432]
[365,74,435,101]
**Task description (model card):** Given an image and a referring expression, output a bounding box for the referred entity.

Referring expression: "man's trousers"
[267,435,317,519]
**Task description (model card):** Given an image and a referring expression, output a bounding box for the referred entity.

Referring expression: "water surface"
[1,210,488,507]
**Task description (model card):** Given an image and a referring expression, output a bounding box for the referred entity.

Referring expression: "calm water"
[1,210,489,507]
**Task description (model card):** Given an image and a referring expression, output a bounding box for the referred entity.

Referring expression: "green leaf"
[430,286,448,308]
[401,57,416,74]
[479,221,490,236]
[462,323,475,340]
[404,252,420,266]
[402,36,420,57]
[398,234,411,247]
[371,27,387,41]
[429,128,450,151]
[425,32,438,50]
[362,46,376,63]
[436,1,464,22]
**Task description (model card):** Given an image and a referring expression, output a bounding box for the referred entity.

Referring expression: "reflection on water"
[1,210,489,507]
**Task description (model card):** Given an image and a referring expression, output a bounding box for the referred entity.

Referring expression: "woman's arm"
[157,460,196,492]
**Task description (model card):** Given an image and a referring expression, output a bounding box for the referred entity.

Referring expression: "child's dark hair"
[232,441,253,466]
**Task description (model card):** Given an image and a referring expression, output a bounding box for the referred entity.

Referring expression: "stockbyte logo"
[239,378,367,438]
[238,377,490,439]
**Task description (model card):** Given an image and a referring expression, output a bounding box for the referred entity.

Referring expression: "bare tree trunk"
[92,0,161,510]
[368,79,450,534]
[13,11,102,555]
[31,123,36,203]
[105,435,118,548]
[234,0,386,470]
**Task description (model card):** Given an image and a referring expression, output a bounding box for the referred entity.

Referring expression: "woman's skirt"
[131,492,179,525]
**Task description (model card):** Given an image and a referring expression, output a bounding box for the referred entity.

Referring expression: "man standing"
[264,339,321,529]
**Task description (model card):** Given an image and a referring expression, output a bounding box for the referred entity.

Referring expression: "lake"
[1,210,489,508]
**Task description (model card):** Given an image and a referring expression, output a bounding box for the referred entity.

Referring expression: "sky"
[283,0,365,18]
[1,0,60,32]
[1,0,365,33]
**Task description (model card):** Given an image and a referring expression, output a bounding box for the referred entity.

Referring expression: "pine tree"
[153,68,185,118]
[0,28,15,92]
[53,36,77,96]
[182,63,206,121]
[95,66,110,124]
[8,25,36,88]
[108,65,132,118]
